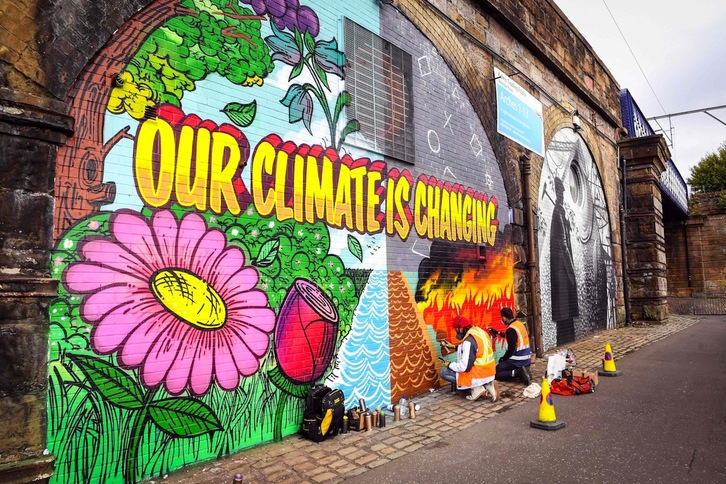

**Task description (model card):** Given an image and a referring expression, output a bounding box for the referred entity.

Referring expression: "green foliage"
[108,0,274,119]
[687,141,726,193]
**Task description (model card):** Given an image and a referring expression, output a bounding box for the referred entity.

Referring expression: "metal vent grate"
[344,18,415,162]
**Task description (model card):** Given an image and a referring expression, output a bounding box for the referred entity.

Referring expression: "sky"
[553,0,726,184]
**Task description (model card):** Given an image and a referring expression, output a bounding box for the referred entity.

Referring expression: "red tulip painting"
[275,278,339,384]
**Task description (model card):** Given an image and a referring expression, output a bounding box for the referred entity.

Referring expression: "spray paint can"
[359,398,368,412]
[372,410,379,428]
[408,401,416,419]
[364,412,372,431]
[393,404,401,421]
[379,412,386,428]
[342,415,349,434]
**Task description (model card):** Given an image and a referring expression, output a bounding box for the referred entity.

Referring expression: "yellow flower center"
[150,269,226,330]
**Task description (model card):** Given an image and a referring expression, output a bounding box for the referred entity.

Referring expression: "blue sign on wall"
[494,68,544,156]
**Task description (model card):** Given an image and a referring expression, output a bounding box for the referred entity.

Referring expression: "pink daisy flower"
[63,209,275,396]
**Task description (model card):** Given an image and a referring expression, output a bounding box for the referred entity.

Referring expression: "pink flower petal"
[81,285,144,322]
[207,247,245,288]
[225,316,273,358]
[90,299,155,353]
[141,323,188,388]
[225,328,263,376]
[213,335,241,390]
[111,211,164,271]
[118,310,177,367]
[189,334,214,395]
[79,238,151,277]
[165,336,198,395]
[64,263,144,292]
[228,297,277,332]
[220,267,260,296]
[177,213,209,263]
[189,230,226,276]
[151,211,180,267]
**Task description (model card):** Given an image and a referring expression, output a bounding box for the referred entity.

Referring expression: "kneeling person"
[492,307,532,384]
[439,316,498,402]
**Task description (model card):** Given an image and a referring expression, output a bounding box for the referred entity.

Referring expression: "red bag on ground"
[550,374,595,395]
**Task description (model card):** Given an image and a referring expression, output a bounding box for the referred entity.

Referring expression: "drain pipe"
[619,152,633,326]
[520,153,543,357]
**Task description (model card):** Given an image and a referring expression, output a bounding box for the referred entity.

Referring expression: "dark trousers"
[495,359,528,381]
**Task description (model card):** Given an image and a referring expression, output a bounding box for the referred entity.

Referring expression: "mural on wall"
[49,1,513,482]
[537,128,615,349]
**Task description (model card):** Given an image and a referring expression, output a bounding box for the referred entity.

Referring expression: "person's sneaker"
[466,385,486,401]
[484,381,498,402]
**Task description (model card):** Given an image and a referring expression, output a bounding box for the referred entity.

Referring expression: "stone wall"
[0,0,625,481]
[667,192,726,295]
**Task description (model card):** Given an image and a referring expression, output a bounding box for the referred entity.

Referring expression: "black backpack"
[301,385,345,442]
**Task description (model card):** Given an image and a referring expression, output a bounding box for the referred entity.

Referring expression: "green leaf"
[304,31,316,55]
[148,397,222,438]
[333,91,351,125]
[289,61,304,81]
[68,353,144,410]
[347,234,363,262]
[222,101,257,127]
[314,63,329,90]
[269,366,312,398]
[254,238,280,267]
[339,119,360,146]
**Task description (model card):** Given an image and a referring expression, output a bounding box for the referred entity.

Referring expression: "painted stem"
[273,394,288,442]
[125,389,156,483]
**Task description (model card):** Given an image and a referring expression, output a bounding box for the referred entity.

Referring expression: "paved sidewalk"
[155,316,699,484]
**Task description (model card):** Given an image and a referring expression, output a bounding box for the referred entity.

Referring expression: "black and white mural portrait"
[538,128,615,349]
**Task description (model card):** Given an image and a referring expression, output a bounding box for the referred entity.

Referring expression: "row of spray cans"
[343,396,420,433]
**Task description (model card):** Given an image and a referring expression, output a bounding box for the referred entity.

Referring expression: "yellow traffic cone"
[598,342,622,377]
[530,377,566,431]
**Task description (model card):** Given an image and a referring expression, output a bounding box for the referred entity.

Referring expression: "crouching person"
[492,307,532,384]
[439,315,498,402]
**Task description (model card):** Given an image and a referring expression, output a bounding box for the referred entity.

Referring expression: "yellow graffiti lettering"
[463,195,473,242]
[413,179,428,237]
[305,154,335,223]
[251,140,277,216]
[135,118,176,207]
[440,188,451,241]
[487,200,498,245]
[209,131,241,215]
[333,164,353,227]
[427,184,441,239]
[366,170,382,233]
[293,152,305,223]
[175,125,210,211]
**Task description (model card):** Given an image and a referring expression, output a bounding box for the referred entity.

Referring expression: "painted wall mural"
[49,1,513,482]
[537,128,616,350]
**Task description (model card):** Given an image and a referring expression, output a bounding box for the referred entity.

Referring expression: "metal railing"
[669,294,726,315]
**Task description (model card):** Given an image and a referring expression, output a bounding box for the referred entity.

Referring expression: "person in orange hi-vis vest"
[439,315,498,402]
[491,307,532,384]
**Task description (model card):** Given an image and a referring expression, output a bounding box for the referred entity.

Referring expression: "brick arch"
[394,0,522,210]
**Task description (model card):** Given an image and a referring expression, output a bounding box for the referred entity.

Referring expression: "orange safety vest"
[457,326,495,387]
[509,320,531,363]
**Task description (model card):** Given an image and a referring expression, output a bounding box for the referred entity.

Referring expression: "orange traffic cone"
[530,377,566,431]
[598,342,622,377]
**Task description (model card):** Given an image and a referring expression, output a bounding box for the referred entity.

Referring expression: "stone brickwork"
[1,0,626,481]
[618,135,669,322]
[0,90,72,482]
[667,193,726,295]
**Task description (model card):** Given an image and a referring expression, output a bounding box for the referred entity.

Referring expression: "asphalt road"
[348,316,726,484]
